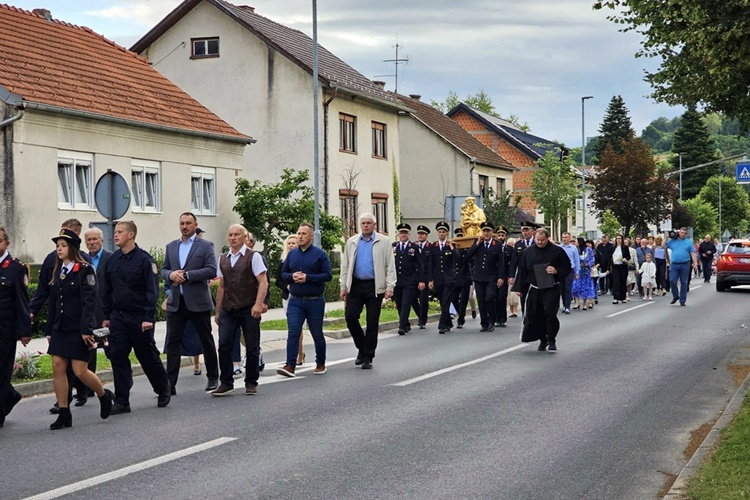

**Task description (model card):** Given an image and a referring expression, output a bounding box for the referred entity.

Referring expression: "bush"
[27,283,48,338]
[13,352,39,380]
[325,274,341,303]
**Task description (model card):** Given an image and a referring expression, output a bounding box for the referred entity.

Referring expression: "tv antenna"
[376,42,408,93]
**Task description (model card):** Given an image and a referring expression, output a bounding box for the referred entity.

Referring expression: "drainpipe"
[469,157,476,196]
[322,86,338,212]
[0,108,24,129]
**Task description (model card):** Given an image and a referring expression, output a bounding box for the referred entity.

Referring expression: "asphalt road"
[2,282,749,500]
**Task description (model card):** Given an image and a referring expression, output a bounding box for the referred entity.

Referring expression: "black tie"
[485,242,489,249]
[401,243,405,252]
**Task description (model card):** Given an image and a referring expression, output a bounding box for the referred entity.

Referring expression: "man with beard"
[512,228,571,352]
[411,225,431,329]
[466,222,504,332]
[508,221,541,315]
[495,225,512,327]
[428,221,460,334]
[451,228,473,329]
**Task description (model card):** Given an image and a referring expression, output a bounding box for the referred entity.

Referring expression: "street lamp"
[581,96,593,236]
[311,0,321,246]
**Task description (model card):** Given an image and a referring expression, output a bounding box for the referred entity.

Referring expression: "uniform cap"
[52,228,81,249]
[480,221,494,231]
[496,225,508,235]
[416,225,430,235]
[396,223,411,233]
[435,221,450,231]
[453,228,464,237]
[520,220,542,230]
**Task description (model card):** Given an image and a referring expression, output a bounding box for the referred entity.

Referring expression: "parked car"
[716,239,750,291]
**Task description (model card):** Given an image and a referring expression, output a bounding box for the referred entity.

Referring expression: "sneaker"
[205,379,219,392]
[648,296,654,301]
[245,384,258,396]
[314,364,326,375]
[276,364,296,378]
[233,367,243,379]
[354,356,364,366]
[643,297,648,301]
[613,300,619,304]
[548,342,557,351]
[259,352,265,372]
[211,383,234,397]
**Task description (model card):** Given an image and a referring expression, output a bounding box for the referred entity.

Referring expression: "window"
[191,37,220,58]
[496,178,506,195]
[576,198,584,211]
[372,194,389,234]
[371,122,386,158]
[191,167,216,215]
[57,151,93,210]
[340,190,358,238]
[478,175,489,198]
[131,160,161,212]
[339,113,356,153]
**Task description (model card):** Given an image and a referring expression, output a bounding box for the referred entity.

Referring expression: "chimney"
[409,94,421,101]
[32,8,53,22]
[372,80,386,90]
[239,5,255,13]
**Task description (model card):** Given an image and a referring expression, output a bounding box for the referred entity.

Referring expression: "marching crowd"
[0,210,712,431]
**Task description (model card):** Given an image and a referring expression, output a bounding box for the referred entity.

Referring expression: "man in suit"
[411,225,431,329]
[451,228,473,329]
[495,225,513,328]
[392,223,424,335]
[428,221,460,334]
[508,221,541,315]
[161,212,219,393]
[467,222,505,332]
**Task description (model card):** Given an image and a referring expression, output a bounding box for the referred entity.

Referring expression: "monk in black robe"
[511,228,571,351]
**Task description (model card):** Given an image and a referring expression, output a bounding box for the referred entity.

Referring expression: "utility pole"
[311,0,320,246]
[678,152,685,201]
[382,43,408,93]
[581,96,593,236]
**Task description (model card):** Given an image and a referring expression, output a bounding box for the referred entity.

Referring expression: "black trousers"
[701,258,713,281]
[108,311,169,406]
[474,281,497,328]
[393,284,416,331]
[411,286,429,326]
[166,295,218,388]
[345,279,383,359]
[0,338,19,424]
[435,283,455,330]
[218,307,259,387]
[522,285,562,344]
[655,258,667,290]
[495,282,508,323]
[612,265,628,301]
[451,284,471,324]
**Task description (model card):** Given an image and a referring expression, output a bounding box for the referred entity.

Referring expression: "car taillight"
[721,255,733,263]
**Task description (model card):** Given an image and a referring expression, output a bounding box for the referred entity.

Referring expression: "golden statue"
[460,196,486,238]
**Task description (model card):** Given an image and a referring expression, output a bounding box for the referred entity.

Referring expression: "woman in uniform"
[48,229,112,430]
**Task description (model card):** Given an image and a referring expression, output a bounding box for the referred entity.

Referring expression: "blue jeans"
[562,273,574,309]
[286,296,326,367]
[669,262,690,304]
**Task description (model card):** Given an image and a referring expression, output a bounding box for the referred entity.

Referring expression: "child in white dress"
[638,252,657,301]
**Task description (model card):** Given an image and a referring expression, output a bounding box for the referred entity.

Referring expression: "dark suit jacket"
[161,236,217,313]
[466,238,504,282]
[92,249,112,327]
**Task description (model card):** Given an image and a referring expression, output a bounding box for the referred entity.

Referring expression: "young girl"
[638,252,657,301]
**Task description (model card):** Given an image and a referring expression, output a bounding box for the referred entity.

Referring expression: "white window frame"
[191,37,220,58]
[131,160,161,213]
[57,151,94,210]
[191,167,216,215]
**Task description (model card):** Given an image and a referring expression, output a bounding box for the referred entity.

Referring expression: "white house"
[0,5,253,262]
[131,0,407,239]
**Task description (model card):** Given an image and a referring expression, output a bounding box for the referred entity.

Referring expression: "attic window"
[191,37,220,58]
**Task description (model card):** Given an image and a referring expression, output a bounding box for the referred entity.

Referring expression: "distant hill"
[641,113,750,159]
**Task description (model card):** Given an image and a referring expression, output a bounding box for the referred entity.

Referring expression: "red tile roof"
[397,94,514,170]
[0,4,251,142]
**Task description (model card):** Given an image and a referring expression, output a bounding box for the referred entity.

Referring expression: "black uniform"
[0,254,30,427]
[510,237,533,313]
[466,239,505,331]
[428,241,460,332]
[451,247,473,327]
[411,240,431,327]
[392,241,424,334]
[47,261,97,361]
[102,244,169,407]
[495,240,513,326]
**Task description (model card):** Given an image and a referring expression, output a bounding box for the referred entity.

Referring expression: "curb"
[663,368,750,498]
[322,313,442,340]
[15,358,192,398]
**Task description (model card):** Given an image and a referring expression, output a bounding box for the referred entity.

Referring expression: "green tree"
[599,209,622,237]
[594,1,750,132]
[591,95,635,160]
[233,168,343,267]
[430,90,530,131]
[682,196,719,238]
[698,176,750,235]
[590,135,676,235]
[482,187,516,230]
[670,201,695,230]
[532,150,578,239]
[671,107,719,199]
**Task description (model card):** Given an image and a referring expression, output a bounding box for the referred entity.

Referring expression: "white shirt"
[60,261,74,279]
[217,246,267,278]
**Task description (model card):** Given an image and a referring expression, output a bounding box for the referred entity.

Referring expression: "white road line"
[691,285,702,290]
[295,357,355,373]
[605,301,654,318]
[259,357,356,384]
[22,437,237,500]
[390,344,529,387]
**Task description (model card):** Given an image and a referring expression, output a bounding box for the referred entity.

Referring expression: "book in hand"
[533,263,555,289]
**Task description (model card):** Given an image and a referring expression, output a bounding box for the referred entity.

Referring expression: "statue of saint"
[460,196,486,237]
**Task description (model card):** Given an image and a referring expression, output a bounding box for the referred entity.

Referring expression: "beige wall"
[9,110,244,262]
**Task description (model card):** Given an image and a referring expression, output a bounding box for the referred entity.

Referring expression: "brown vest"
[219,250,259,310]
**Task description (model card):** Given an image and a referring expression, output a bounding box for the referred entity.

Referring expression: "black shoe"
[680,303,686,306]
[499,321,507,328]
[398,329,406,335]
[488,324,495,332]
[99,389,113,419]
[111,403,131,415]
[480,327,488,332]
[471,310,477,319]
[355,356,364,366]
[74,397,87,407]
[361,358,372,369]
[158,383,172,408]
[205,379,219,392]
[548,342,557,351]
[170,385,177,396]
[438,329,446,334]
[670,298,678,304]
[49,403,60,414]
[538,343,547,351]
[5,391,22,417]
[495,322,502,327]
[50,407,72,430]
[418,324,425,330]
[457,322,464,329]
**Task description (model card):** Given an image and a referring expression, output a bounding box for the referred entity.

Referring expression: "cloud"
[85,1,176,27]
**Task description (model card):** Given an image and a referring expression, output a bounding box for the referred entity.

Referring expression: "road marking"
[22,437,237,500]
[691,285,702,290]
[606,301,653,318]
[390,344,528,387]
[295,357,355,373]
[259,357,356,384]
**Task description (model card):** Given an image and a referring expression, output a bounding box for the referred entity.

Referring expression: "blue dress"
[572,248,597,300]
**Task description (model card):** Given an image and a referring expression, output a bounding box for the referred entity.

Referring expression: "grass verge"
[13,352,166,384]
[260,305,440,331]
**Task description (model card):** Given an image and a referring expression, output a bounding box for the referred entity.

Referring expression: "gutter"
[23,101,256,145]
[0,108,24,129]
[322,86,338,212]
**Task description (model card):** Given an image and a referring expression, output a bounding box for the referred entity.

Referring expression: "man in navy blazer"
[161,212,219,393]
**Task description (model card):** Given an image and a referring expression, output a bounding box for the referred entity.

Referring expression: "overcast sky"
[12,0,682,147]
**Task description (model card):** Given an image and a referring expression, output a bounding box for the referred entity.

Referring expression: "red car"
[716,239,750,291]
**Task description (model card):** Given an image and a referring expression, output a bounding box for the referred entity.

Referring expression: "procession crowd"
[0,209,713,431]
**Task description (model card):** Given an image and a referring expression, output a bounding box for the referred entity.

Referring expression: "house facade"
[397,94,515,232]
[131,0,405,239]
[0,5,251,262]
